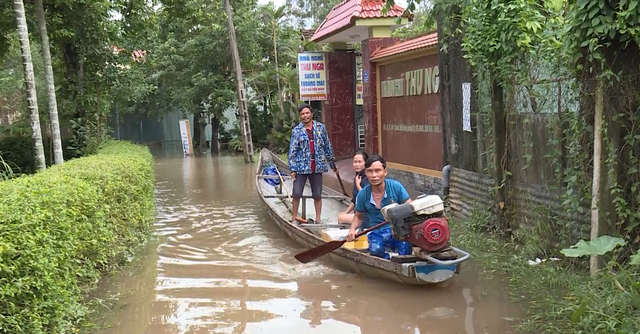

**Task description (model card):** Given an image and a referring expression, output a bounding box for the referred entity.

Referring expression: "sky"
[258,0,409,9]
[257,0,410,29]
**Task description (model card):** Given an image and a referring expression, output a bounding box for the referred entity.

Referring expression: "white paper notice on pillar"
[462,82,472,132]
[298,53,328,101]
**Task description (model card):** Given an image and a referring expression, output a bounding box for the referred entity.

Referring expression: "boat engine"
[381,195,450,252]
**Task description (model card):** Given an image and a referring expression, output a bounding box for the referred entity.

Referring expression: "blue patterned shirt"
[288,121,336,174]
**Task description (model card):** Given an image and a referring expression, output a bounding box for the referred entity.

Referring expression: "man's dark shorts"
[292,173,323,199]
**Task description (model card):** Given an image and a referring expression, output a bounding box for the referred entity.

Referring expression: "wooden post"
[556,81,567,174]
[224,0,254,163]
[490,76,507,228]
[590,79,606,276]
[476,85,485,173]
[302,198,307,220]
[436,13,451,167]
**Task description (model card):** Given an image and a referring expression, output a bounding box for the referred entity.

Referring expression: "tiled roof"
[310,0,408,42]
[370,32,438,61]
[300,29,316,41]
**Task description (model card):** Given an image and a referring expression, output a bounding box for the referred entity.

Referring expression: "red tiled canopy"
[310,0,409,43]
[370,32,438,61]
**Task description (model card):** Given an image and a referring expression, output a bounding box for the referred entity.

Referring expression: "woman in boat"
[337,150,370,225]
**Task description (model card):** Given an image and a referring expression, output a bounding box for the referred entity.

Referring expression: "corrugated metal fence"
[448,168,492,218]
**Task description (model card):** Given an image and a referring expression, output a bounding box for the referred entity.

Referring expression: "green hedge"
[0,140,156,334]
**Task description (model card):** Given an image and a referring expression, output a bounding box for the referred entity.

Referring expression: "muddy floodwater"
[92,147,521,334]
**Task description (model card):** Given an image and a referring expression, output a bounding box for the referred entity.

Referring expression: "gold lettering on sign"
[395,78,403,96]
[381,65,439,98]
[425,67,433,94]
[432,66,440,93]
[409,71,417,96]
[381,78,405,98]
[382,123,442,133]
[415,69,423,95]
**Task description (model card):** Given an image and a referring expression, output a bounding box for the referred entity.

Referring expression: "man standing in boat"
[288,103,338,224]
[345,155,412,242]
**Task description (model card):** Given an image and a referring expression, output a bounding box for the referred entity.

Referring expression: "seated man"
[346,154,412,242]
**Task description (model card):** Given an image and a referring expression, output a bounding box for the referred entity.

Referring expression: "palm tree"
[35,0,63,165]
[277,38,306,114]
[279,67,300,111]
[13,0,46,171]
[263,4,288,124]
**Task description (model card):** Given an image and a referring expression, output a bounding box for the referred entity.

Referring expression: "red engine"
[408,217,450,252]
[381,195,451,253]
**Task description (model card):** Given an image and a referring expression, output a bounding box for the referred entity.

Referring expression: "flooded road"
[93,148,521,334]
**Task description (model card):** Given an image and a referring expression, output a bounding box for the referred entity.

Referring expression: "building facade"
[304,0,445,195]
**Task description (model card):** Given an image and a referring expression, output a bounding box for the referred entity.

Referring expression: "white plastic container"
[409,195,444,216]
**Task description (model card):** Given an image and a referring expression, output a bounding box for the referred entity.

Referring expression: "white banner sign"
[298,52,327,101]
[179,119,193,155]
[462,82,472,132]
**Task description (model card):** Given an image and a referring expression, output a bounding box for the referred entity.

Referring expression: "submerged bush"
[0,140,156,334]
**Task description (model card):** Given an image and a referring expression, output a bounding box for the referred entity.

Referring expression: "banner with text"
[298,53,327,100]
[355,56,363,105]
[179,119,193,156]
[356,83,363,105]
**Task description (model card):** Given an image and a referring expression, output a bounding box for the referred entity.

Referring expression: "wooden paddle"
[298,223,349,229]
[333,164,349,197]
[294,221,388,264]
[275,167,292,201]
[261,149,292,201]
[294,216,311,224]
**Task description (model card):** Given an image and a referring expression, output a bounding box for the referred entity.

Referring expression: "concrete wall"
[387,168,443,196]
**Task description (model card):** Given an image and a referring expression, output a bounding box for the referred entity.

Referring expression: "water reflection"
[93,147,520,334]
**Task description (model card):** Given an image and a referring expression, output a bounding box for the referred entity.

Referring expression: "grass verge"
[0,140,156,334]
[450,208,640,334]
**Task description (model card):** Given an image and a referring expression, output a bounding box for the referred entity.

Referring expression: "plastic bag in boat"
[367,226,392,259]
[394,239,413,256]
[262,165,283,186]
[367,226,414,258]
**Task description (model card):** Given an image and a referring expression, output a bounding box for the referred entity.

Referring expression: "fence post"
[490,76,508,228]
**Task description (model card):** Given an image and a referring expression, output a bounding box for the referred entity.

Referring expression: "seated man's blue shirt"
[354,179,410,229]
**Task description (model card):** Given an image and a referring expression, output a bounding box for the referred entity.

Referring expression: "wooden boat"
[255,148,471,285]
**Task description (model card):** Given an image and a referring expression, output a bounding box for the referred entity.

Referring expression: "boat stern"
[404,263,458,284]
[403,246,472,284]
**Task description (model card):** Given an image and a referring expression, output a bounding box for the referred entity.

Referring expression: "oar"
[294,217,312,224]
[275,167,292,201]
[294,221,388,264]
[336,167,349,197]
[298,223,349,229]
[262,150,292,201]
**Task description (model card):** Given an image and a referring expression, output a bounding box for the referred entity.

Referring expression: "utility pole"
[224,0,254,163]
